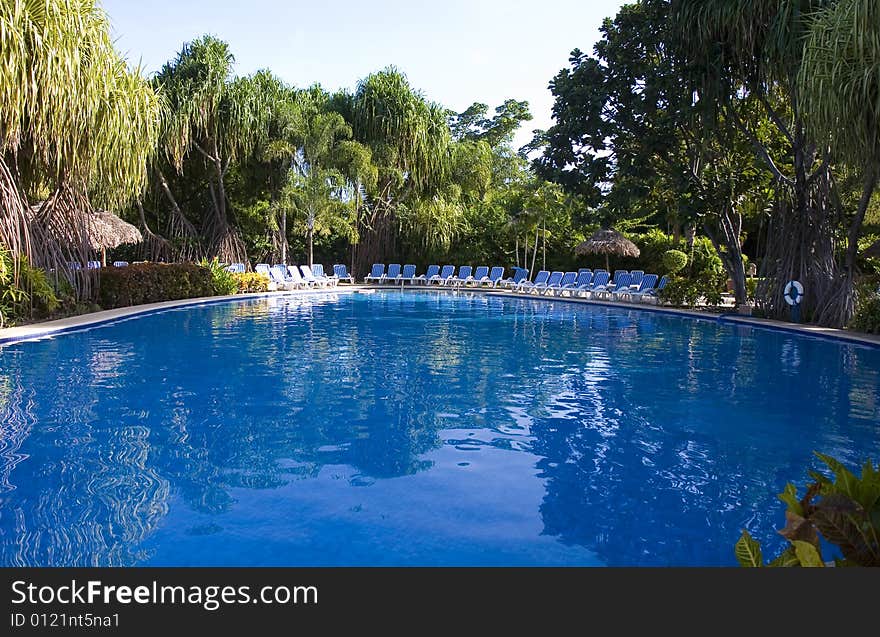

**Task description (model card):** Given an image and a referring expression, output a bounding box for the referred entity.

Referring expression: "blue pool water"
[0,291,878,566]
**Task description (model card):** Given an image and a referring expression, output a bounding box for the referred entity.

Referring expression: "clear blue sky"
[102,0,624,149]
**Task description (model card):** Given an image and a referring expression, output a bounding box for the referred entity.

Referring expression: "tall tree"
[798,0,880,325]
[336,68,452,274]
[0,0,160,298]
[156,36,272,262]
[671,0,855,325]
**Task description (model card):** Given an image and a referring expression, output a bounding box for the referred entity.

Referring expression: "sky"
[102,0,625,150]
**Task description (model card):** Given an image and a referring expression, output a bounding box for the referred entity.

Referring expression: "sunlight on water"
[0,291,878,565]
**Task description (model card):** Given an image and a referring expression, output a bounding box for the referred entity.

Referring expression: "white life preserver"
[783,280,804,306]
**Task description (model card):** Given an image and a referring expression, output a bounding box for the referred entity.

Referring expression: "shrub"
[661,249,688,275]
[200,258,238,296]
[234,272,269,293]
[98,263,214,309]
[688,237,724,276]
[658,271,726,307]
[0,248,59,325]
[633,228,679,274]
[850,279,880,334]
[658,276,700,307]
[746,277,759,301]
[735,454,880,567]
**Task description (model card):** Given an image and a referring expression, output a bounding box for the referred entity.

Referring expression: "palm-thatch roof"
[864,239,880,259]
[575,228,640,258]
[85,210,142,251]
[29,204,142,251]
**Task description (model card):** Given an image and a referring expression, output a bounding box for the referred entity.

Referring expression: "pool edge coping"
[2,283,878,349]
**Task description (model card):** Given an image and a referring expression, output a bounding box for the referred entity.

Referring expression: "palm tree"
[343,68,452,273]
[799,0,880,326]
[155,36,272,263]
[0,0,160,298]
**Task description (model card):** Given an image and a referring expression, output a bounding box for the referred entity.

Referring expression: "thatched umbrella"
[864,238,880,259]
[86,210,143,265]
[29,204,143,267]
[575,228,640,271]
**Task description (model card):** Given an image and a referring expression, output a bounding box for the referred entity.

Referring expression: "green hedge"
[98,263,214,309]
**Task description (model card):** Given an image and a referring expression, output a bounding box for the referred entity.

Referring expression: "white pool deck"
[1,283,879,348]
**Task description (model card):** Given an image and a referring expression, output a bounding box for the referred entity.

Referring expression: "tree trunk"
[542,218,546,271]
[530,226,538,275]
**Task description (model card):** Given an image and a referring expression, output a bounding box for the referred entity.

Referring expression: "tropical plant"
[850,279,880,334]
[735,454,880,567]
[199,258,238,296]
[0,0,161,303]
[154,37,275,263]
[233,272,269,293]
[661,249,688,275]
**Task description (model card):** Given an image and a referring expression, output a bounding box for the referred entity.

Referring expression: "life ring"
[783,280,804,306]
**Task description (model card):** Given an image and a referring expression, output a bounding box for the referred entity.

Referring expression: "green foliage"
[734,530,763,567]
[736,454,880,567]
[233,272,269,293]
[658,270,726,307]
[632,229,679,274]
[746,277,759,301]
[658,276,700,307]
[199,258,239,296]
[661,249,688,275]
[98,263,214,309]
[0,247,60,326]
[850,278,880,334]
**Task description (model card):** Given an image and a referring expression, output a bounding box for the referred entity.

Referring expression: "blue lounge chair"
[287,265,313,288]
[383,263,402,284]
[545,271,574,296]
[472,266,490,286]
[613,270,628,285]
[453,265,473,285]
[486,266,505,287]
[499,267,528,288]
[516,270,549,293]
[312,263,337,287]
[87,260,101,269]
[269,265,296,290]
[629,270,644,289]
[113,261,129,268]
[417,264,440,285]
[364,263,385,283]
[429,265,455,286]
[580,271,610,298]
[255,263,271,276]
[299,265,328,287]
[578,268,592,276]
[627,274,659,302]
[333,264,355,284]
[639,275,668,303]
[400,264,417,284]
[610,273,633,300]
[567,270,592,294]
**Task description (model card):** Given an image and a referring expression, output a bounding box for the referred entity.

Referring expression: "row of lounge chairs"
[252,263,353,290]
[232,261,668,304]
[66,261,130,270]
[362,264,667,303]
[364,263,530,287]
[515,269,668,301]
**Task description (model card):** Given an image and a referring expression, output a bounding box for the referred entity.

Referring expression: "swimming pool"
[0,290,877,566]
